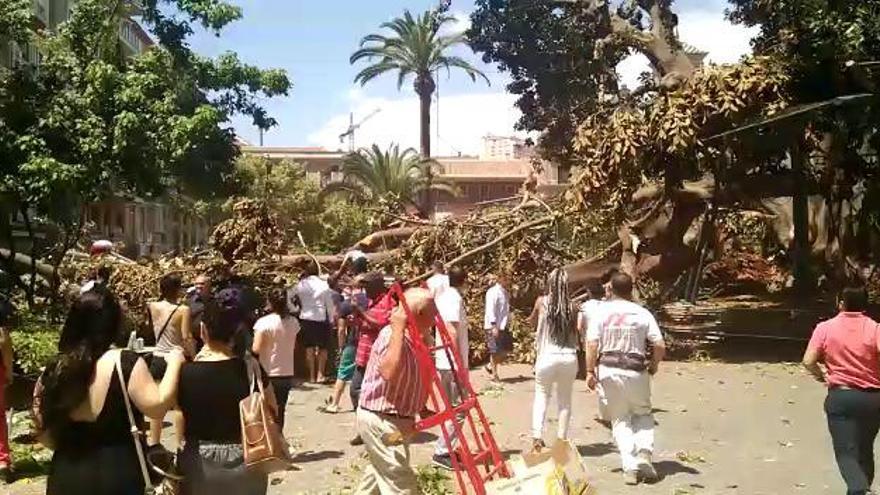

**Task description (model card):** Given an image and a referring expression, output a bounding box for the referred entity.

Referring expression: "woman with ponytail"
[527,268,580,451]
[38,287,184,494]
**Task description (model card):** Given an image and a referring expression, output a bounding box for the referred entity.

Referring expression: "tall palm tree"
[350,9,488,213]
[322,144,455,214]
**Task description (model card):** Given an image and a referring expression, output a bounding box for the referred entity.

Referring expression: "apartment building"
[2,1,210,258]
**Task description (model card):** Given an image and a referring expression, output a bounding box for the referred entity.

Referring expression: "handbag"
[239,357,292,474]
[115,352,182,495]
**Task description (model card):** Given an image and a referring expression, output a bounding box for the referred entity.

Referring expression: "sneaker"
[432,454,454,471]
[636,450,658,483]
[318,404,340,414]
[349,435,364,446]
[623,470,640,485]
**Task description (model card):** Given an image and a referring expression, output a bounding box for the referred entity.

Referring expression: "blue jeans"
[825,388,880,495]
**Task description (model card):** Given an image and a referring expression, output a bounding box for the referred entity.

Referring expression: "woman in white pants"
[528,268,579,451]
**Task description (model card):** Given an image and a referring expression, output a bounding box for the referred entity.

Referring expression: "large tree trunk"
[791,142,814,296]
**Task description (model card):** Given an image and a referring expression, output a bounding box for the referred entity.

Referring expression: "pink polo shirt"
[807,312,880,389]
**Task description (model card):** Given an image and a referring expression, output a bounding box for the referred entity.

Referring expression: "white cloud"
[440,10,472,36]
[307,91,526,156]
[616,8,759,89]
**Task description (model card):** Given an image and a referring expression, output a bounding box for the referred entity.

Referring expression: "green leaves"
[324,144,456,212]
[0,0,291,228]
[351,8,486,90]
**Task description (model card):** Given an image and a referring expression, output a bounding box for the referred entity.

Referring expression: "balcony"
[118,19,145,55]
[32,0,49,25]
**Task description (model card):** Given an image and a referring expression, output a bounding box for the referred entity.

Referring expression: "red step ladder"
[393,284,510,494]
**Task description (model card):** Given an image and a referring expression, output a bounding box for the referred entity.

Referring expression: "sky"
[187,0,757,156]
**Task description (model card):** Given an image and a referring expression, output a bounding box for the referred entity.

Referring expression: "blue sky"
[187,0,751,154]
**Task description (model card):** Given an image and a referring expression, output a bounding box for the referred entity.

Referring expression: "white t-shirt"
[292,275,335,322]
[253,313,300,377]
[426,273,450,298]
[578,299,604,339]
[483,283,510,331]
[586,299,664,356]
[434,287,469,371]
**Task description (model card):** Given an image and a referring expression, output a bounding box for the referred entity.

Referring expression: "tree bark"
[791,142,814,296]
[414,74,436,216]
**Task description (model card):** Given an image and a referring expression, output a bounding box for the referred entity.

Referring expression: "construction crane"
[338,108,381,152]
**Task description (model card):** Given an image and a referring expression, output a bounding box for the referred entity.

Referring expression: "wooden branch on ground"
[405,214,557,286]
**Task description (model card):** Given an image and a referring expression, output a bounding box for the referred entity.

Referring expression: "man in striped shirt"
[356,288,436,495]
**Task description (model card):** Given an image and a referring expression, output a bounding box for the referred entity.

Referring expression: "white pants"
[434,370,463,456]
[599,366,655,472]
[531,353,578,440]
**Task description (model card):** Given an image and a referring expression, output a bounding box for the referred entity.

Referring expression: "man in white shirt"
[426,261,450,298]
[577,281,608,423]
[586,273,665,486]
[483,273,511,382]
[291,261,337,383]
[432,266,469,471]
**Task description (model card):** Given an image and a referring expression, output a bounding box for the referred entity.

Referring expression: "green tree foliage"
[351,8,488,161]
[468,0,620,168]
[235,155,374,253]
[323,144,456,214]
[0,0,289,302]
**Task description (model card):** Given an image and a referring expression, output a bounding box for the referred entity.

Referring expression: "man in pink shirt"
[803,286,880,495]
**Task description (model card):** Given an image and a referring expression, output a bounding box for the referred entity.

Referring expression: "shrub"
[11,311,60,376]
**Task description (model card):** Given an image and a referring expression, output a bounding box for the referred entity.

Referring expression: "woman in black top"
[177,300,272,495]
[38,287,184,495]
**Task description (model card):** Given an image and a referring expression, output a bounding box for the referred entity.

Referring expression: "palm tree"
[322,144,455,214]
[350,9,488,212]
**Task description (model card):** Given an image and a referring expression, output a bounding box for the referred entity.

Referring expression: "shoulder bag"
[239,357,292,474]
[115,351,182,495]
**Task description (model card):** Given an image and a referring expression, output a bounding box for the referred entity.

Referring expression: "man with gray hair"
[356,288,437,494]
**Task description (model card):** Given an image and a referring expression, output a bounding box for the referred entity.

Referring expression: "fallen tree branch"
[297,231,324,275]
[405,214,557,286]
[280,249,400,268]
[352,227,420,252]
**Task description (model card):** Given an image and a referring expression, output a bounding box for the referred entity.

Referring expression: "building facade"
[241,137,563,219]
[2,1,209,258]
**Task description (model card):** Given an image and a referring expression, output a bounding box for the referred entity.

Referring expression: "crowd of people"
[0,247,876,495]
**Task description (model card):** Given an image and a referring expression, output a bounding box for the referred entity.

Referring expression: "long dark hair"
[40,287,123,433]
[545,268,575,347]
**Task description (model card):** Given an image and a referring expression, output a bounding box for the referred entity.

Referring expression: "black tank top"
[53,351,144,451]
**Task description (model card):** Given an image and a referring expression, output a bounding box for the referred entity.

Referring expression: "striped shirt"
[355,291,395,367]
[358,325,430,417]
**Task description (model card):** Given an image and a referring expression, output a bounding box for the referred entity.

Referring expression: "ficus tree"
[472,0,880,298]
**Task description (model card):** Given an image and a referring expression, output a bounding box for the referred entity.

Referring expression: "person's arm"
[379,309,407,382]
[128,349,185,418]
[528,296,542,327]
[585,340,599,390]
[803,347,825,383]
[484,290,497,337]
[178,306,195,358]
[338,315,350,349]
[251,327,266,358]
[646,315,665,375]
[584,307,602,389]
